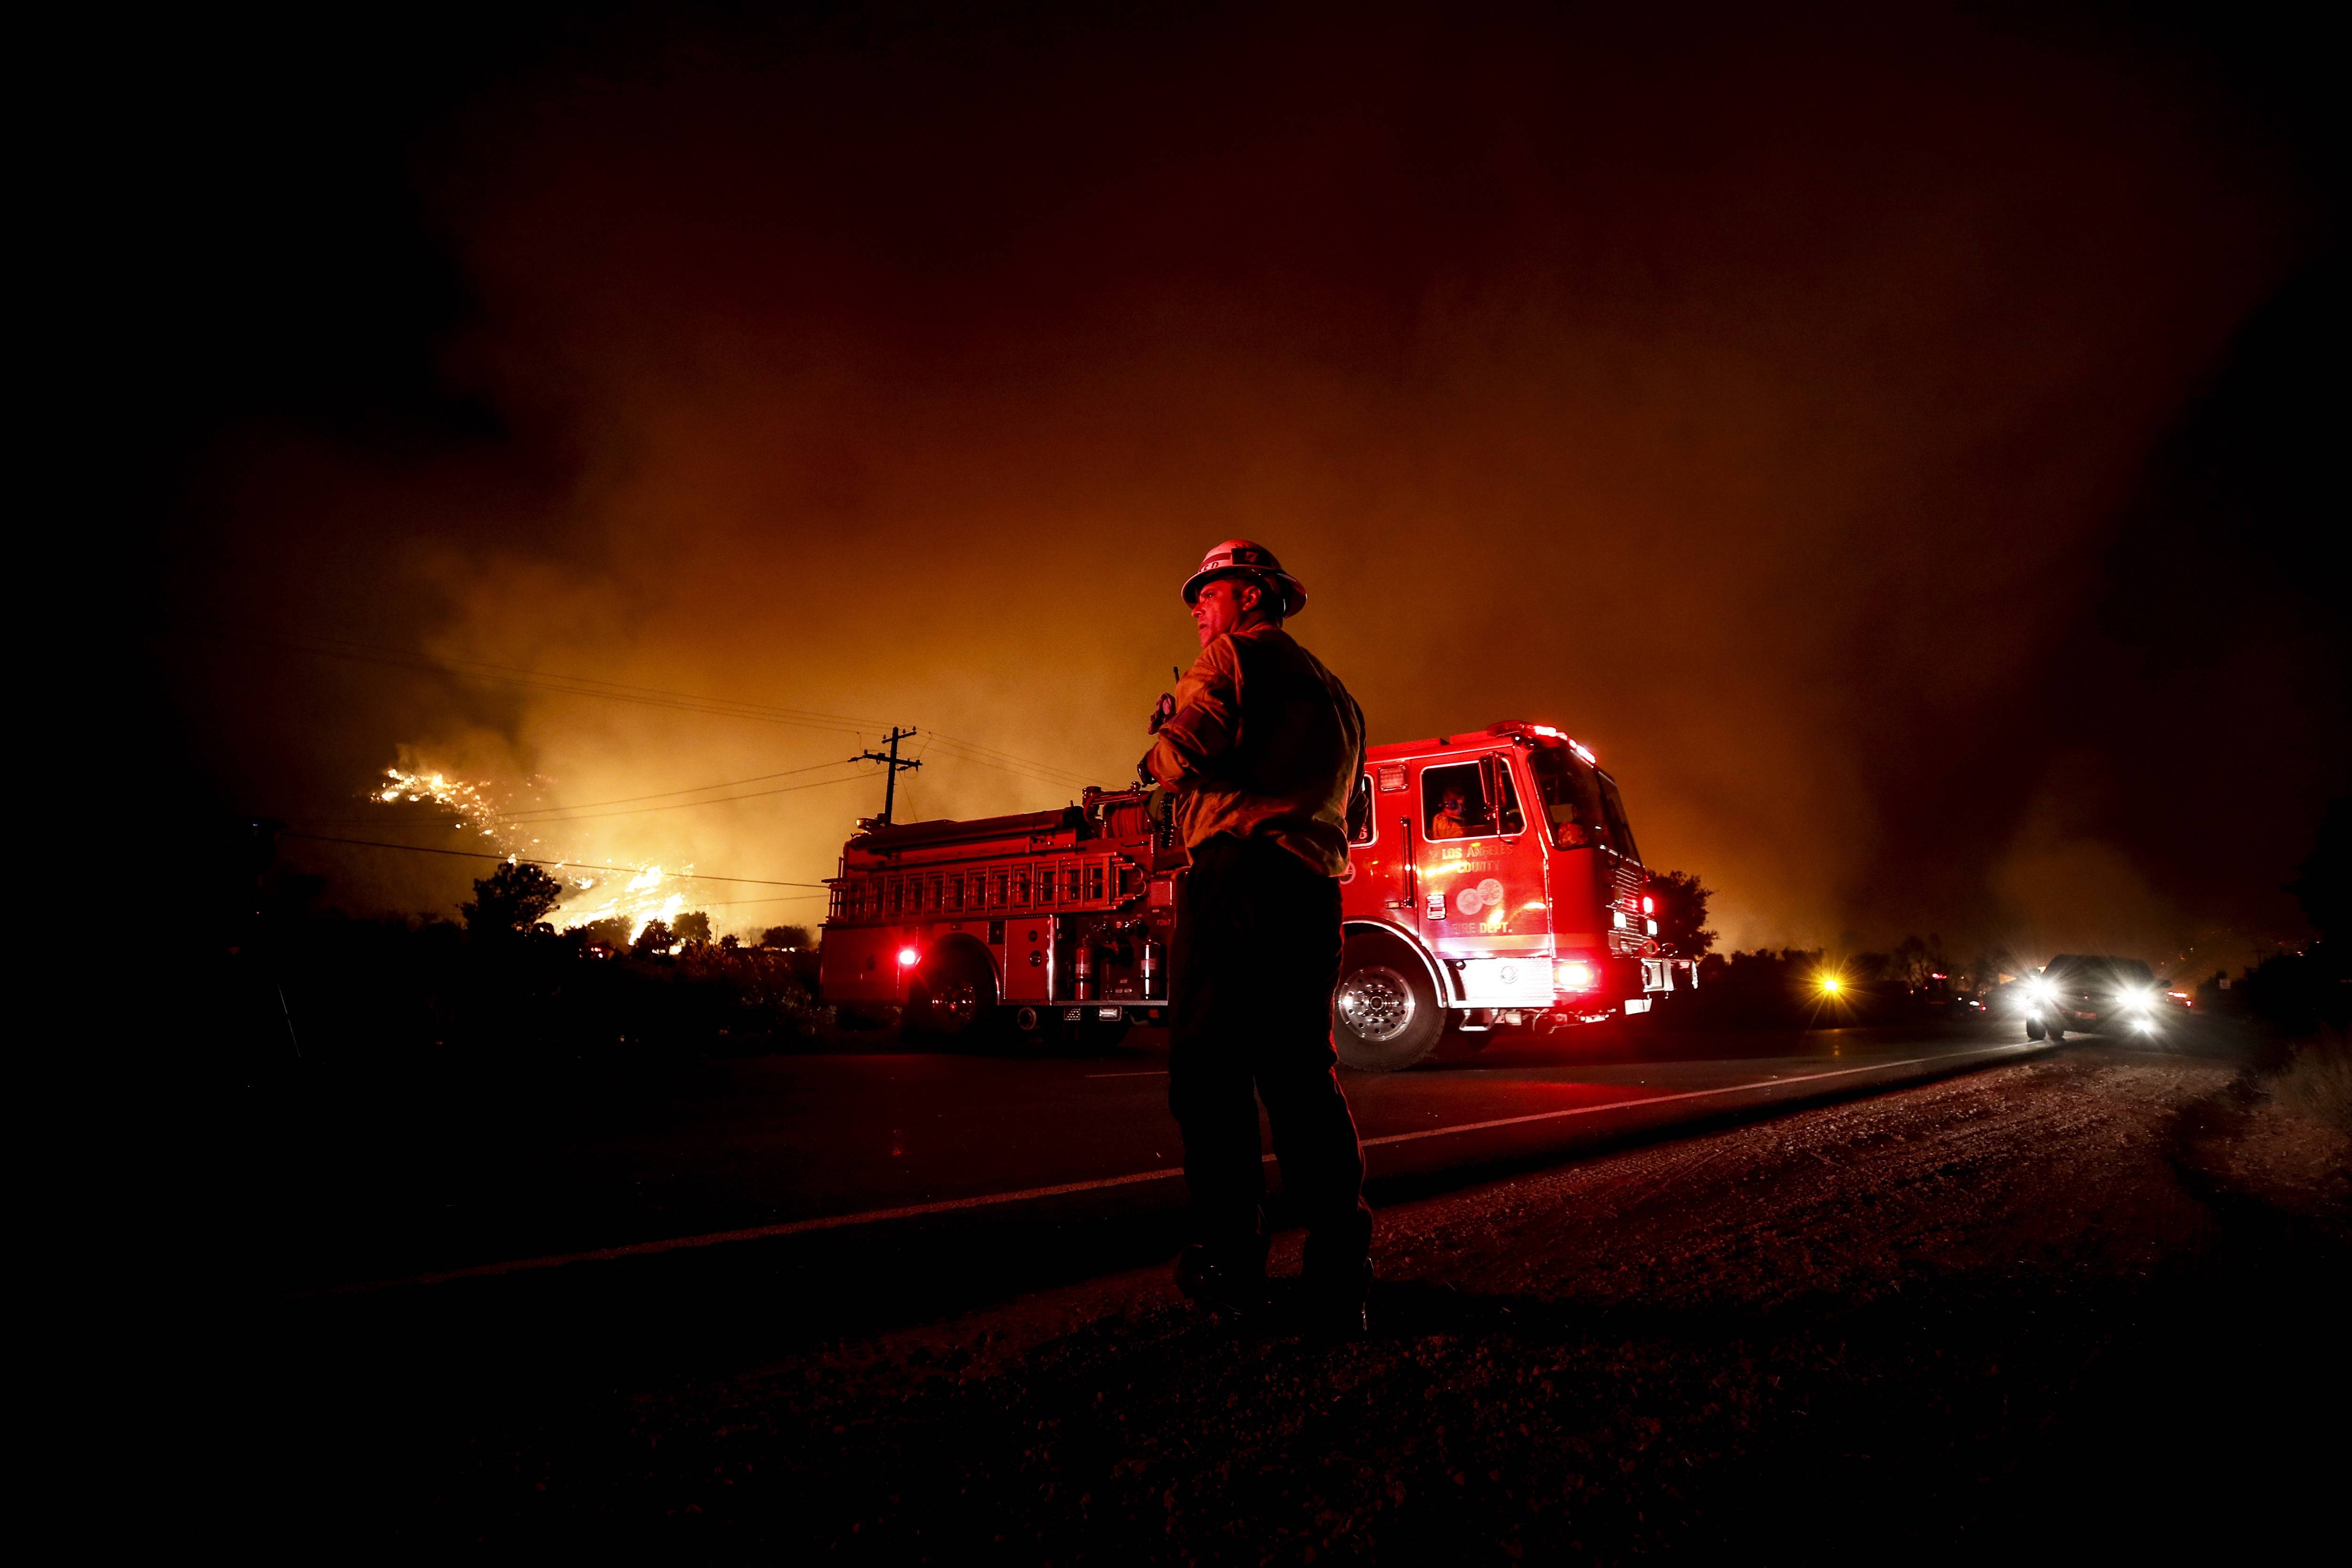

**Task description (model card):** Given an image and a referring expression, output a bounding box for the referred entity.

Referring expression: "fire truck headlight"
[897,947,921,968]
[1556,960,1596,993]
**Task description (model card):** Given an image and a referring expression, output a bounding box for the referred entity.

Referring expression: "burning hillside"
[373,760,701,943]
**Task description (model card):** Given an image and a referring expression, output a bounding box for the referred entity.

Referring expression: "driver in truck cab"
[1430,787,1473,841]
[1140,538,1375,1333]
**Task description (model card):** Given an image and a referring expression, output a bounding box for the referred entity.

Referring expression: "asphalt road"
[254,1015,2061,1306]
[207,1018,2336,1555]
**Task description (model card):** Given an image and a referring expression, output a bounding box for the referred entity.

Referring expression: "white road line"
[337,1166,1189,1293]
[333,1041,2042,1295]
[1359,1043,2040,1147]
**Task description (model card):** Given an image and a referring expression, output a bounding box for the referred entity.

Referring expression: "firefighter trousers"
[1168,834,1372,1282]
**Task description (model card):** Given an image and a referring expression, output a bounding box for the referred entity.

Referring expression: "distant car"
[1915,973,1985,1017]
[2022,955,2163,1041]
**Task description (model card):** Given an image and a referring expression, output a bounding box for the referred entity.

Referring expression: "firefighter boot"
[1175,1243,1271,1321]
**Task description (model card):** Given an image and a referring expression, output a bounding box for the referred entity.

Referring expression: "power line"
[172,618,1109,790]
[278,830,829,888]
[683,892,833,907]
[501,770,868,823]
[170,618,891,735]
[500,758,865,817]
[925,729,1099,788]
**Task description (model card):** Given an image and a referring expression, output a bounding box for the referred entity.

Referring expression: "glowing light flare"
[898,947,921,967]
[1818,974,1843,996]
[1555,960,1596,992]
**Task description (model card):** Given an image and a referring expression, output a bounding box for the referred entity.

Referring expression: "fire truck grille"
[1607,860,1645,955]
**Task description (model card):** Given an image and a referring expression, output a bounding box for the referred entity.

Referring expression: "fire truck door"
[1415,750,1547,947]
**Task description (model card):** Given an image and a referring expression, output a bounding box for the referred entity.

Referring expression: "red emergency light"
[897,947,921,967]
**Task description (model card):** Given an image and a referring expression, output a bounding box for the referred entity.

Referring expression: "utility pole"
[854,726,923,826]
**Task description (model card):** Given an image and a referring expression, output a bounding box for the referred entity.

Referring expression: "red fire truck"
[819,720,1685,1069]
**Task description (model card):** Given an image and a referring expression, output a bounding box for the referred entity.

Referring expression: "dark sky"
[112,1,2344,966]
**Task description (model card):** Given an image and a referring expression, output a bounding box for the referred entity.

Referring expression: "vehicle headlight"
[2120,987,2153,1011]
[2026,978,2055,1004]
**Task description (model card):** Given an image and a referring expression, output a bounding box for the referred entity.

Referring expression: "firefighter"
[1142,538,1375,1331]
[1430,786,1473,841]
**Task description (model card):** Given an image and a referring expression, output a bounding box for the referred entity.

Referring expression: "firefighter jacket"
[1142,622,1367,877]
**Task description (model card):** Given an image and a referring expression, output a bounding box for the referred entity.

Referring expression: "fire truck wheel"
[1332,932,1444,1072]
[901,947,998,1043]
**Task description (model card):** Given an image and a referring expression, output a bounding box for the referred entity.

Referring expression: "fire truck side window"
[1422,761,1494,841]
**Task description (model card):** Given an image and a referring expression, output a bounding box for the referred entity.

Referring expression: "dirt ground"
[269,1043,2348,1557]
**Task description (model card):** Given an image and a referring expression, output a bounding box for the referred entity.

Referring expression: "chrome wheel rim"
[1336,965,1416,1043]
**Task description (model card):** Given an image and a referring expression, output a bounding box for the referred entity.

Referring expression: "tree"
[460,862,563,936]
[580,915,633,952]
[633,919,676,956]
[1650,870,1716,958]
[673,910,713,944]
[761,924,814,950]
[1888,933,1949,986]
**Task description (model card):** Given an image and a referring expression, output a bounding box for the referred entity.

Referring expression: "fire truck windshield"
[1526,741,1606,851]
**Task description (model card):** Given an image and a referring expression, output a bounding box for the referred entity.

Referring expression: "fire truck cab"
[1332,722,1680,1069]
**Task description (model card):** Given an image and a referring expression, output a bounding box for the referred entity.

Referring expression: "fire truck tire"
[901,946,998,1043]
[1332,931,1445,1072]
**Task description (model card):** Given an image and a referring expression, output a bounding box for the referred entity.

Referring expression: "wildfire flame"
[372,761,697,944]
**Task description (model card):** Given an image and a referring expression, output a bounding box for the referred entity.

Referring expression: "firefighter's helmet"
[1181,539,1309,617]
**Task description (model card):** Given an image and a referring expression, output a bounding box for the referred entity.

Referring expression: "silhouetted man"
[1141,539,1373,1330]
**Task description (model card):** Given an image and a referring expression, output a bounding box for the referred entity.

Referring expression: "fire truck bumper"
[1454,957,1557,1008]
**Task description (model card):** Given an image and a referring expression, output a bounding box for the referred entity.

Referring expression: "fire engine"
[819,720,1686,1069]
